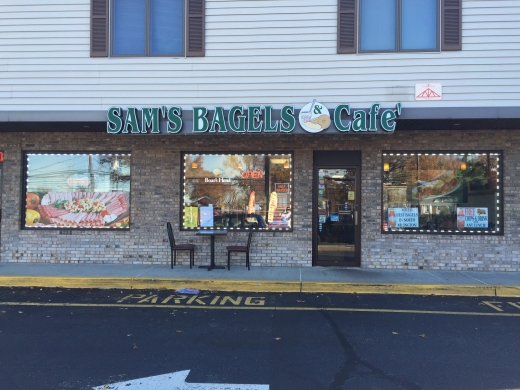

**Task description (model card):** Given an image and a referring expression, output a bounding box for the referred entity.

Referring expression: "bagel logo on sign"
[299,100,331,134]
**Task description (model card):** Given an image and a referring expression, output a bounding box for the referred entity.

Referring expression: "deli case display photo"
[24,153,131,229]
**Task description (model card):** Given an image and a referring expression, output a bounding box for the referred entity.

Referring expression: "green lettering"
[264,106,278,132]
[124,107,141,134]
[142,107,160,134]
[210,106,227,133]
[381,109,397,132]
[352,110,367,132]
[368,103,380,132]
[193,107,209,133]
[280,106,295,133]
[167,106,182,133]
[247,106,263,132]
[333,104,351,132]
[228,106,246,133]
[107,107,123,134]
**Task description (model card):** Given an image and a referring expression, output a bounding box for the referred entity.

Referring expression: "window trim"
[358,0,440,54]
[380,150,504,236]
[180,151,294,232]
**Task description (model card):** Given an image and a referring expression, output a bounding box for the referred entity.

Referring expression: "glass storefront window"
[24,153,131,229]
[382,152,502,234]
[182,153,292,230]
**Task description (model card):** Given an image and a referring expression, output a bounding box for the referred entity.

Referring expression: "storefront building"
[1,0,519,271]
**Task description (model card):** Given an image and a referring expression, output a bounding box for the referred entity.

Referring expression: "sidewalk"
[1,262,519,297]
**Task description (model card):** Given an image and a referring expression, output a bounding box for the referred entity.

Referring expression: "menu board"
[457,207,488,228]
[199,205,214,227]
[388,208,419,229]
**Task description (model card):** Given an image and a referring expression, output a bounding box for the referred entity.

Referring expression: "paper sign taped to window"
[199,205,214,228]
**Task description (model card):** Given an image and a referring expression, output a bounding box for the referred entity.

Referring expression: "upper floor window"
[360,0,438,52]
[337,0,461,54]
[90,0,205,57]
[112,0,183,56]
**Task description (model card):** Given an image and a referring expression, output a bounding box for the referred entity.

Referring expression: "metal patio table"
[196,229,228,270]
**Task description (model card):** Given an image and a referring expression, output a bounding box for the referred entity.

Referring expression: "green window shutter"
[91,0,109,57]
[337,0,357,54]
[187,0,205,57]
[442,0,462,51]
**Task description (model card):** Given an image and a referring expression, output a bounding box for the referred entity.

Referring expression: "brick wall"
[1,129,519,271]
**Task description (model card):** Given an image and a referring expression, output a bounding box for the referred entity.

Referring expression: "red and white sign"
[415,83,442,100]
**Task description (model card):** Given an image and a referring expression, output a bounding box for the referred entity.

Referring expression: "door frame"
[312,152,361,267]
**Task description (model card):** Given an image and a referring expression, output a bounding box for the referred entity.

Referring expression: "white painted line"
[93,369,269,390]
[460,271,489,285]
[135,265,157,278]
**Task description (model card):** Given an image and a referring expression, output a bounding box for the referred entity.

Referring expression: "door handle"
[354,211,358,225]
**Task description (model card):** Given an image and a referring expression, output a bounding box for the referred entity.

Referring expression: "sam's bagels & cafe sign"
[107,102,402,135]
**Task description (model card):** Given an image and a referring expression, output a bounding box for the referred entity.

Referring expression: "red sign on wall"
[275,183,289,193]
[0,151,4,162]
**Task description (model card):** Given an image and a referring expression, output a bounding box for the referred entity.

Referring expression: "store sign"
[241,169,264,179]
[416,83,442,100]
[106,102,401,135]
[67,177,91,186]
[388,208,419,229]
[0,151,4,162]
[457,207,488,229]
[275,183,289,193]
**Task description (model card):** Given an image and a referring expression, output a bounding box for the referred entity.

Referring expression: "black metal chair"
[226,224,254,270]
[166,222,195,269]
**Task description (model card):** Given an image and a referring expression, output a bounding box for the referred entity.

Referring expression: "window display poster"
[388,208,419,229]
[25,153,131,229]
[199,205,214,227]
[184,206,199,228]
[457,207,488,228]
[267,192,278,223]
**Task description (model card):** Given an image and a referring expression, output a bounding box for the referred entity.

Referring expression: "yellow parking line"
[1,301,520,317]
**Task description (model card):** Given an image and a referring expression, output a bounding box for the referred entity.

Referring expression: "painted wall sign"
[106,102,401,135]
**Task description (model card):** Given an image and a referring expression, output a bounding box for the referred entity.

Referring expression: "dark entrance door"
[313,152,361,267]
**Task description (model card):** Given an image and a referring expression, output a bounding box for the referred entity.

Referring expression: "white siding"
[0,0,519,110]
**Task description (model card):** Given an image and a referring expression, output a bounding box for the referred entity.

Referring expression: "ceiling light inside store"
[270,158,287,164]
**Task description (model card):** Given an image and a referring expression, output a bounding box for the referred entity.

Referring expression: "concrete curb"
[0,276,519,297]
[302,282,497,296]
[0,276,301,293]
